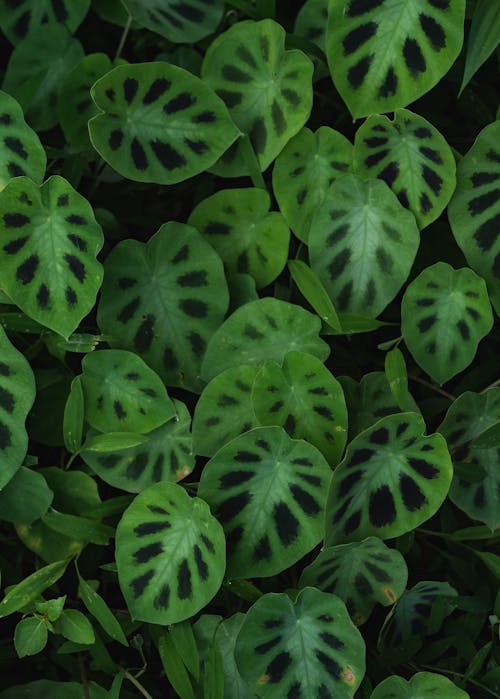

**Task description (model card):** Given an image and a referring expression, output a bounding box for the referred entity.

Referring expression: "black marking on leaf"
[309,386,328,395]
[471,172,500,187]
[134,541,163,564]
[131,138,148,170]
[256,635,281,654]
[226,526,244,550]
[348,55,374,88]
[220,470,254,487]
[426,341,436,354]
[370,427,389,445]
[327,223,349,245]
[343,22,377,55]
[264,618,281,629]
[179,298,208,318]
[188,331,205,356]
[154,584,170,609]
[185,138,208,155]
[428,0,450,9]
[177,559,192,600]
[474,484,485,508]
[0,387,14,413]
[271,100,286,136]
[13,9,29,37]
[316,649,341,679]
[344,509,361,534]
[422,164,443,195]
[217,492,252,524]
[418,314,437,333]
[217,393,238,407]
[16,254,39,284]
[64,254,85,283]
[51,0,68,21]
[274,501,299,546]
[396,422,409,437]
[398,188,410,207]
[164,92,196,114]
[76,98,92,114]
[281,88,300,105]
[328,248,351,278]
[8,162,25,177]
[289,484,320,515]
[68,234,87,252]
[419,13,446,50]
[204,221,231,236]
[284,414,296,433]
[117,297,140,323]
[266,651,292,683]
[288,682,301,699]
[253,535,272,562]
[201,533,215,553]
[399,473,427,511]
[237,251,249,273]
[468,189,500,216]
[171,245,189,265]
[403,38,426,75]
[456,319,470,340]
[379,66,398,98]
[222,65,252,83]
[269,400,283,413]
[0,363,10,377]
[347,0,384,15]
[3,213,29,227]
[105,88,115,102]
[0,113,11,125]
[349,448,374,467]
[131,570,154,597]
[113,400,126,420]
[365,560,391,581]
[314,405,334,420]
[408,457,438,479]
[379,161,399,187]
[420,192,432,213]
[260,35,270,61]
[466,306,479,321]
[292,457,313,466]
[487,149,500,163]
[354,573,373,596]
[250,117,267,155]
[235,450,262,463]
[243,323,264,340]
[194,544,209,580]
[143,78,171,105]
[297,188,307,205]
[365,149,388,167]
[419,146,443,164]
[109,129,123,150]
[369,485,396,526]
[320,630,344,650]
[337,281,353,310]
[474,214,499,252]
[216,89,242,108]
[5,136,28,159]
[236,45,257,68]
[339,470,363,497]
[3,236,28,254]
[376,246,393,273]
[36,283,50,309]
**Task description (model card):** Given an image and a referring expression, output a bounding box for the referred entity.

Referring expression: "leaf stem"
[406,373,456,401]
[122,670,154,699]
[481,378,500,393]
[115,14,132,62]
[77,653,90,699]
[239,135,267,191]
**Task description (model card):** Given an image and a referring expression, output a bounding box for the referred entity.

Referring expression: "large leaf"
[188,188,290,289]
[201,298,330,383]
[326,0,466,118]
[0,175,104,338]
[308,174,419,316]
[325,412,452,545]
[371,671,470,699]
[234,588,365,699]
[299,537,408,625]
[192,366,260,458]
[251,350,348,466]
[115,481,226,624]
[0,90,46,189]
[202,19,313,173]
[81,399,194,493]
[97,222,229,392]
[198,426,332,578]
[0,325,36,489]
[80,349,175,434]
[89,62,240,185]
[0,0,90,44]
[401,262,494,385]
[448,120,500,315]
[122,0,225,43]
[2,25,84,131]
[438,389,500,530]
[354,108,456,229]
[272,126,353,243]
[460,0,500,94]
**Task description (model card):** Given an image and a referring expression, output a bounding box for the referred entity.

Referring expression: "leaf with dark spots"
[265,651,292,683]
[177,559,192,599]
[379,67,398,98]
[3,213,30,228]
[164,92,196,114]
[131,570,154,598]
[3,236,28,254]
[184,138,208,155]
[369,485,397,526]
[343,22,378,55]
[220,470,254,488]
[109,129,124,150]
[134,541,163,564]
[4,136,28,159]
[419,13,446,50]
[194,544,209,580]
[408,457,438,479]
[131,138,148,170]
[289,484,320,515]
[399,473,427,511]
[347,55,374,88]
[16,254,39,284]
[255,635,282,654]
[143,78,171,105]
[154,585,170,610]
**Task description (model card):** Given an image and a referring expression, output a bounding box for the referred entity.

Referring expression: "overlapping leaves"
[0,0,90,44]
[372,672,470,699]
[0,91,45,189]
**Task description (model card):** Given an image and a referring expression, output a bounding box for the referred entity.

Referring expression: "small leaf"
[14,616,48,658]
[82,431,148,452]
[54,609,95,645]
[123,0,225,43]
[0,559,69,618]
[0,0,90,44]
[158,631,196,699]
[384,347,414,412]
[170,620,200,681]
[41,512,114,545]
[204,640,224,699]
[288,260,342,332]
[371,671,470,699]
[63,376,85,454]
[35,596,66,622]
[76,569,128,646]
[460,0,500,94]
[215,613,258,699]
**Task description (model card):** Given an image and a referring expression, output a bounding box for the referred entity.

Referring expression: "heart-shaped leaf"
[272,126,353,243]
[234,587,365,698]
[354,109,456,229]
[401,262,493,385]
[325,412,452,545]
[97,222,229,392]
[89,62,240,184]
[80,349,175,434]
[82,399,194,493]
[198,426,332,578]
[115,481,226,624]
[0,466,53,525]
[251,351,348,466]
[308,174,419,316]
[0,325,36,488]
[192,365,259,458]
[299,537,408,625]
[202,19,313,173]
[0,0,90,44]
[0,90,46,189]
[122,0,225,43]
[448,120,500,315]
[188,188,290,289]
[371,671,470,699]
[0,175,104,338]
[326,0,466,118]
[201,298,330,383]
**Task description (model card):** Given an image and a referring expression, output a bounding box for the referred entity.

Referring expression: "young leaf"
[288,260,342,332]
[384,347,414,412]
[326,0,466,118]
[371,671,470,699]
[80,349,176,434]
[14,616,48,658]
[63,376,84,454]
[214,614,257,699]
[0,325,36,489]
[273,126,353,243]
[448,120,500,315]
[170,620,200,681]
[123,0,225,43]
[54,609,95,645]
[251,351,348,466]
[308,175,419,316]
[41,512,114,545]
[299,537,408,625]
[325,413,452,545]
[89,62,240,184]
[115,482,226,625]
[0,0,90,44]
[401,262,493,385]
[201,297,330,382]
[204,640,224,699]
[0,467,53,525]
[188,188,290,289]
[198,426,332,578]
[354,109,456,229]
[234,588,366,698]
[0,175,104,339]
[0,559,69,618]
[76,569,128,646]
[157,631,196,699]
[460,0,500,94]
[81,431,148,452]
[0,90,46,189]
[97,222,229,392]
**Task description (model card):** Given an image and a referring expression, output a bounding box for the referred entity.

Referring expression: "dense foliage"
[0,1,499,698]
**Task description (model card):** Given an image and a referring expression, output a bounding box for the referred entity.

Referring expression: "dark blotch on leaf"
[422,164,443,195]
[154,585,170,610]
[343,21,377,55]
[399,473,427,511]
[177,559,192,600]
[287,682,301,699]
[265,651,292,683]
[194,544,209,580]
[127,453,149,480]
[408,457,438,479]
[143,78,171,104]
[68,234,87,252]
[134,542,163,564]
[131,138,148,170]
[217,492,252,524]
[420,192,432,213]
[369,485,397,526]
[273,501,299,546]
[419,146,443,164]
[354,573,373,596]
[164,92,196,114]
[456,319,470,340]
[117,297,140,323]
[474,214,499,252]
[185,138,208,155]
[379,66,398,97]
[250,117,267,155]
[403,38,426,75]
[36,283,50,309]
[289,484,320,515]
[3,236,28,254]
[171,244,189,264]
[349,448,374,466]
[201,533,215,553]
[370,427,389,445]
[347,54,374,88]
[222,65,252,83]
[131,570,154,598]
[236,45,257,68]
[271,99,286,136]
[0,387,15,414]
[316,649,341,679]
[109,129,123,150]
[16,254,39,285]
[192,110,216,123]
[379,161,399,187]
[468,189,500,216]
[365,149,388,167]
[253,535,272,561]
[113,400,126,420]
[220,470,254,487]
[328,248,351,278]
[179,298,208,318]
[3,213,29,228]
[64,254,85,283]
[134,314,155,353]
[234,450,261,463]
[4,136,28,159]
[418,314,437,333]
[188,331,205,356]
[256,636,281,654]
[339,470,363,497]
[419,13,446,49]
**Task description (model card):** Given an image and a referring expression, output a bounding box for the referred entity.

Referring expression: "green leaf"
[354,109,456,229]
[215,614,258,699]
[0,175,104,338]
[326,0,466,118]
[115,482,226,624]
[401,262,493,385]
[288,260,342,332]
[309,174,419,316]
[0,466,53,525]
[63,376,84,454]
[3,25,84,131]
[54,609,95,644]
[251,351,348,465]
[0,325,36,488]
[76,568,128,646]
[41,512,114,545]
[35,596,65,622]
[202,19,313,173]
[371,671,470,699]
[471,421,500,449]
[273,127,353,243]
[188,188,290,289]
[204,640,225,699]
[460,0,500,94]
[235,588,365,698]
[0,559,69,618]
[158,631,196,699]
[14,616,48,658]
[384,347,414,412]
[325,413,452,545]
[123,0,225,43]
[192,366,259,458]
[294,0,328,53]
[0,0,90,44]
[198,426,332,578]
[0,90,46,189]
[340,371,404,439]
[448,120,500,315]
[170,620,200,681]
[89,62,240,184]
[299,537,408,625]
[201,297,330,382]
[82,431,148,452]
[97,222,229,392]
[80,349,175,433]
[0,681,107,699]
